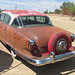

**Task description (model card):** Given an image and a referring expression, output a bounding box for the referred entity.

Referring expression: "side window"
[0,13,4,21]
[27,16,34,21]
[36,16,45,23]
[26,16,35,24]
[11,18,20,27]
[3,14,11,24]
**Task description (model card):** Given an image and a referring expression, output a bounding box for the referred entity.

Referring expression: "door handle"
[4,28,6,31]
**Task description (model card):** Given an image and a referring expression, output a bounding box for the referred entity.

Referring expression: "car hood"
[19,26,71,47]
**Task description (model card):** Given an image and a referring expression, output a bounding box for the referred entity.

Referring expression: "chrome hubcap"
[57,39,67,53]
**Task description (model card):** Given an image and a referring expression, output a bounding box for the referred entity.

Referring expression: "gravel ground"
[0,14,75,75]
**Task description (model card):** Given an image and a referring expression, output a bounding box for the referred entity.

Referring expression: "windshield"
[18,16,53,27]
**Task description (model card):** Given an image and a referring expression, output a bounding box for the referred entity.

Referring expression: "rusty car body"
[0,10,75,66]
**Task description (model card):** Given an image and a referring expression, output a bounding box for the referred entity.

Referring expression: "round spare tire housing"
[48,32,70,55]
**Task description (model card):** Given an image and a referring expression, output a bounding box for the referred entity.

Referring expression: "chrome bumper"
[25,50,75,66]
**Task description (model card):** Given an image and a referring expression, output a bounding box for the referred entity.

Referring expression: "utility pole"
[15,5,17,10]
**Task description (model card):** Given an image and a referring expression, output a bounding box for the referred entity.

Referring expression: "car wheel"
[48,32,70,55]
[11,48,20,59]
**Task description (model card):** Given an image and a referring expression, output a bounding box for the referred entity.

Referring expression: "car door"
[0,13,12,44]
[6,18,20,47]
[0,13,7,44]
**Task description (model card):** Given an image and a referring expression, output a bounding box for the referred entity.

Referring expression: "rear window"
[18,16,52,27]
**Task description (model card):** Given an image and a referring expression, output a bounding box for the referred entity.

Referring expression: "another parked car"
[0,10,75,66]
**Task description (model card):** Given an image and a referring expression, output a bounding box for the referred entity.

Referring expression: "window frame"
[11,16,53,28]
[0,13,5,22]
[11,18,23,28]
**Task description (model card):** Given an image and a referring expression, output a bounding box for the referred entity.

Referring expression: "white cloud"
[70,0,75,4]
[70,0,75,2]
[0,4,15,10]
[0,0,63,12]
[29,0,63,12]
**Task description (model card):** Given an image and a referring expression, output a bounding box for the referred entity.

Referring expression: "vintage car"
[0,10,75,66]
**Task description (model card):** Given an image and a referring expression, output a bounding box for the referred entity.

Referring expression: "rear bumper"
[24,50,75,66]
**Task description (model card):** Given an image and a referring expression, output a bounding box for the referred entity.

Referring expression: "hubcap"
[56,39,67,53]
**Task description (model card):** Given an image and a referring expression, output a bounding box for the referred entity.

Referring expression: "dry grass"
[47,14,75,33]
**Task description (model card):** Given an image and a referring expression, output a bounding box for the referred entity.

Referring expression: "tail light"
[70,34,75,47]
[71,38,74,42]
[29,39,42,57]
[29,39,35,50]
[71,34,75,42]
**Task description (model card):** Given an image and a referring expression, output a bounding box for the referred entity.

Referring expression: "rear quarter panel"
[6,26,34,58]
[13,28,34,58]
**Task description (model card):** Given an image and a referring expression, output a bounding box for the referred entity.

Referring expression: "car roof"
[2,10,47,18]
[2,10,47,25]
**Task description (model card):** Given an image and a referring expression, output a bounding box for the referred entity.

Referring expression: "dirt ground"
[0,14,75,75]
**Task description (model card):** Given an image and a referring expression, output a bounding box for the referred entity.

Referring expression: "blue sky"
[0,0,75,12]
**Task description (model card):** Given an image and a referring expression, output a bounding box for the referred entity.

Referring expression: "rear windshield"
[18,16,53,27]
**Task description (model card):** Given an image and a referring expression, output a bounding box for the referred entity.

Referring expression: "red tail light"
[71,34,75,42]
[72,38,74,42]
[29,39,35,50]
[29,39,42,57]
[30,45,35,50]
